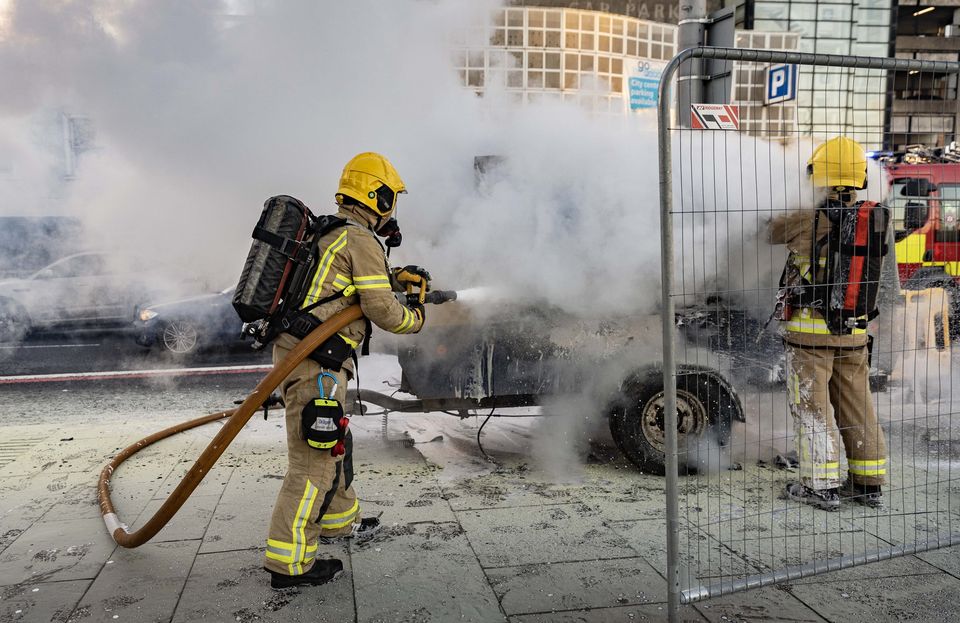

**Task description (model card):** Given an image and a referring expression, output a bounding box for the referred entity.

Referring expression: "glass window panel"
[546,71,561,89]
[611,76,622,92]
[818,4,851,20]
[599,56,610,73]
[651,27,663,42]
[530,30,544,47]
[565,72,578,89]
[612,18,623,36]
[467,70,483,87]
[546,52,561,69]
[817,22,851,38]
[816,39,850,54]
[529,10,543,28]
[546,31,561,47]
[581,33,594,50]
[507,29,524,46]
[599,34,610,52]
[769,35,783,49]
[507,71,523,87]
[529,72,544,88]
[755,2,788,19]
[856,26,890,42]
[490,29,505,46]
[857,9,890,26]
[545,10,561,29]
[581,14,594,30]
[628,21,638,38]
[612,57,623,74]
[600,15,611,33]
[636,41,648,57]
[580,55,594,71]
[663,29,674,44]
[564,53,577,69]
[612,36,623,54]
[637,23,648,40]
[528,52,544,68]
[507,9,523,27]
[754,19,789,31]
[651,43,663,59]
[853,43,889,57]
[565,11,577,29]
[493,11,506,27]
[566,32,578,48]
[627,40,638,56]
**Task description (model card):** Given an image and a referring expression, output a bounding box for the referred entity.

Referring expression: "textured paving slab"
[70,539,199,623]
[172,548,355,623]
[788,570,960,623]
[487,557,666,615]
[0,579,90,623]
[134,494,220,543]
[693,585,826,622]
[456,503,629,568]
[200,501,268,554]
[351,521,504,623]
[509,603,706,622]
[0,516,116,586]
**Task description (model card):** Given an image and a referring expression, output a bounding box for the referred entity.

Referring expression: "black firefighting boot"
[319,517,381,544]
[839,482,883,508]
[267,558,344,590]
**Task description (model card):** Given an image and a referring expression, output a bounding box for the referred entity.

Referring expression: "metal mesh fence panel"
[656,48,960,612]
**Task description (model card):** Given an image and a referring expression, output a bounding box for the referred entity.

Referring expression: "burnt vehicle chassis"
[353,303,746,475]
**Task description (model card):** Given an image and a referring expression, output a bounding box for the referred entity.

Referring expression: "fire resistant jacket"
[276,202,423,373]
[768,206,869,349]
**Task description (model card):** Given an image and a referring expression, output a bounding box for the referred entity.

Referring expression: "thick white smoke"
[0,1,890,312]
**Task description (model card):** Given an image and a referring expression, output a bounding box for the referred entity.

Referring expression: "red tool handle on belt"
[332,416,350,456]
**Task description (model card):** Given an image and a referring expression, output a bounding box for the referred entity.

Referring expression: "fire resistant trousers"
[263,351,360,576]
[785,342,888,490]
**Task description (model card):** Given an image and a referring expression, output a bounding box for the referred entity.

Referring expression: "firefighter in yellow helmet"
[263,152,428,589]
[768,137,889,511]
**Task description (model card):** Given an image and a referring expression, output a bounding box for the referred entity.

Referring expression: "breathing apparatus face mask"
[376,216,402,248]
[822,188,856,224]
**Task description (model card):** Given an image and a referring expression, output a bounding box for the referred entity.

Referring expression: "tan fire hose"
[97,304,364,548]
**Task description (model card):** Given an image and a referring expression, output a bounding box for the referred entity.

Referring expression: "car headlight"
[139,309,158,322]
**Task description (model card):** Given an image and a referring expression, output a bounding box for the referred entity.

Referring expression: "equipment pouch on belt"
[283,312,354,371]
[301,373,347,453]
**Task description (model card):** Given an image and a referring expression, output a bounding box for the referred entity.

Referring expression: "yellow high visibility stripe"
[392,307,414,334]
[332,274,353,290]
[303,231,349,306]
[320,498,360,529]
[785,307,867,336]
[289,481,320,575]
[354,275,391,290]
[265,539,317,564]
[338,333,359,349]
[849,458,886,476]
[307,439,337,449]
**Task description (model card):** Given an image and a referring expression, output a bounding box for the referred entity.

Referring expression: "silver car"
[0,252,159,342]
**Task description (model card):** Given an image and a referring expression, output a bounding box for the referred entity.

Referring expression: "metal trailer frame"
[657,47,960,621]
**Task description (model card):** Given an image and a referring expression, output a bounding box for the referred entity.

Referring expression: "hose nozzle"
[408,290,458,306]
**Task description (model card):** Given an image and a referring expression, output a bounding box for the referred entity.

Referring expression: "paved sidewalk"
[2,398,960,623]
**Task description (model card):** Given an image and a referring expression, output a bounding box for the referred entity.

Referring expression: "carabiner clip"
[316,372,339,400]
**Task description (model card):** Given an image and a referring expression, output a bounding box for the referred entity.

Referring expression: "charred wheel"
[609,367,741,475]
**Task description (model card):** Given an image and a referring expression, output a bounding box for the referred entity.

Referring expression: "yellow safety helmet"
[806,137,867,189]
[335,152,407,217]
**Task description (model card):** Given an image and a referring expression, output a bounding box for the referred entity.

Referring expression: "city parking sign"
[765,63,797,105]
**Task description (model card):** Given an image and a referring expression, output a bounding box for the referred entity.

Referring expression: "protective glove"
[391,265,432,302]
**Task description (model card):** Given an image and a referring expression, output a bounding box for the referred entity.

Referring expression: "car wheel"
[0,298,29,344]
[608,368,739,475]
[161,320,200,355]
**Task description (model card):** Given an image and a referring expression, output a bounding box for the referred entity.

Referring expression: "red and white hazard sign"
[690,104,740,130]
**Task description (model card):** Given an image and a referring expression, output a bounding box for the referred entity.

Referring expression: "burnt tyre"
[609,367,742,475]
[0,298,29,345]
[160,319,200,356]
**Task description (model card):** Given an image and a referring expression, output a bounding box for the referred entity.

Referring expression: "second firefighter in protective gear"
[768,136,889,511]
[264,152,426,588]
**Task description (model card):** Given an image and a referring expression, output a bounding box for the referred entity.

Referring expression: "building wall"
[454,6,677,113]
